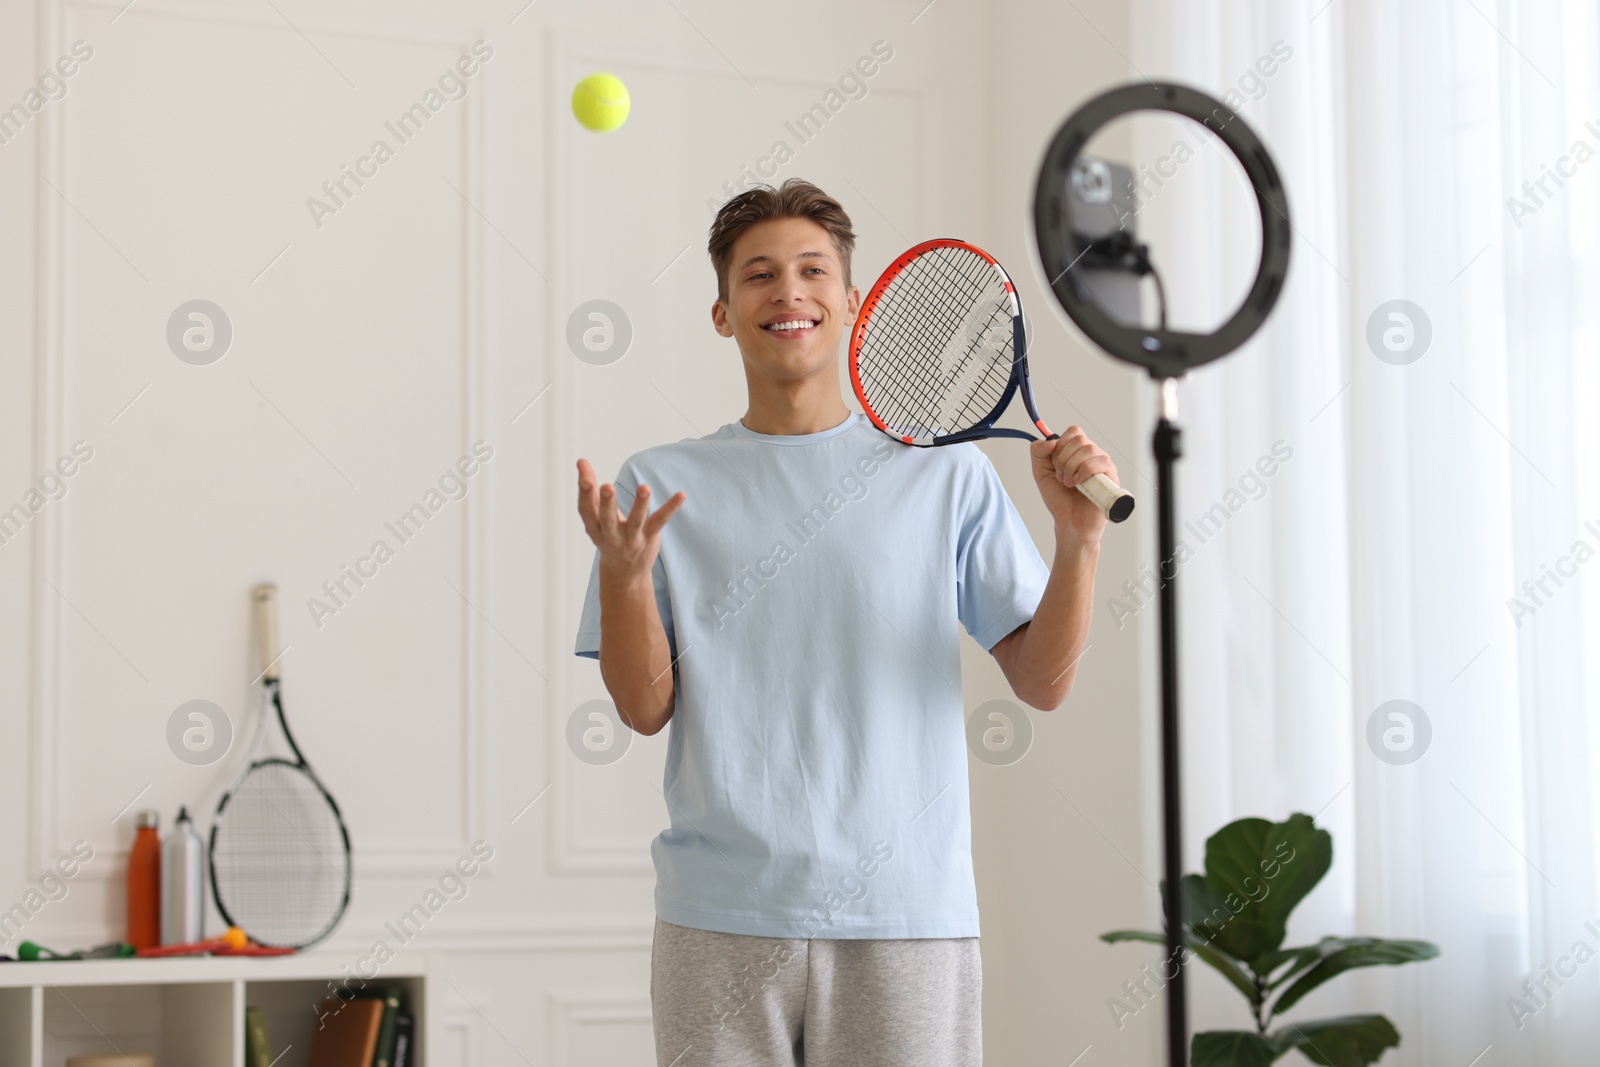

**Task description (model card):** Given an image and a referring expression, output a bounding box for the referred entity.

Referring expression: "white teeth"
[765,320,816,331]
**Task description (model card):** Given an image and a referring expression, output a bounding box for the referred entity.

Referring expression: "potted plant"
[1103,813,1438,1066]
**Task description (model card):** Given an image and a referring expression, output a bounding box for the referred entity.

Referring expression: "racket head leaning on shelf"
[849,237,1134,523]
[208,582,351,950]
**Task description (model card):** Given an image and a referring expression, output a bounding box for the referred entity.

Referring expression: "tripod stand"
[1033,81,1293,1066]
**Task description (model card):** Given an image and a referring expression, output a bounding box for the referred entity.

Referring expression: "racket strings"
[869,253,1005,422]
[212,762,349,947]
[878,269,992,422]
[871,315,1009,428]
[856,247,1018,437]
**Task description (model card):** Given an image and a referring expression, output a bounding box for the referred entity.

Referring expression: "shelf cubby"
[0,955,434,1067]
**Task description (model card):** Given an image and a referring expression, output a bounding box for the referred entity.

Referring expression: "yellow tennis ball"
[572,73,630,133]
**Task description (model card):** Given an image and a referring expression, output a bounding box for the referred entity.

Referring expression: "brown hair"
[707,178,856,304]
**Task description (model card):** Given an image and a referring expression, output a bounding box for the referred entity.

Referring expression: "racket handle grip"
[252,583,281,680]
[1077,472,1136,524]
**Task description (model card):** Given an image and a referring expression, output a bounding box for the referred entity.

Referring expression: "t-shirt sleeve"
[955,450,1052,650]
[573,466,677,661]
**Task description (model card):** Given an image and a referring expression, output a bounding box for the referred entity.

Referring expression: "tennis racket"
[849,238,1135,523]
[208,583,352,949]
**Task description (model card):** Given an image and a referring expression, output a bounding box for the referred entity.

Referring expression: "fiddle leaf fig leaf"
[1202,813,1331,960]
[1102,928,1259,1005]
[1269,1014,1400,1066]
[1183,872,1274,964]
[1253,943,1324,985]
[1193,1031,1279,1067]
[1271,938,1440,1016]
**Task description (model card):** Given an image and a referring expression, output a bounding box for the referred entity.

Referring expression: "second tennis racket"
[208,583,352,949]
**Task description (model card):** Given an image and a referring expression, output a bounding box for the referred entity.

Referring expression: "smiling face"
[711,217,861,385]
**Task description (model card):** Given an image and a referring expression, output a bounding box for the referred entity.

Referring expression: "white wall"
[0,0,1154,1062]
[973,2,1163,1063]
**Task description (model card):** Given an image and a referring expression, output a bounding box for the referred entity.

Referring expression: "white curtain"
[1125,0,1600,1061]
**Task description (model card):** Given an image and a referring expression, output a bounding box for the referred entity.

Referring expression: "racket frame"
[849,238,1055,448]
[850,237,1135,523]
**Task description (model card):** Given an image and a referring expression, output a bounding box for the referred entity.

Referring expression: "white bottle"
[161,806,206,945]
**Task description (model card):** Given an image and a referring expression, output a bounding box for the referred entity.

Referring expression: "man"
[575,178,1114,1067]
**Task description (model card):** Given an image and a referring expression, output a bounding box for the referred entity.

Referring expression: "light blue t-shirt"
[574,412,1050,939]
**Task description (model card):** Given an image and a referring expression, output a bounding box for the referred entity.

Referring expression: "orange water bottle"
[126,810,161,949]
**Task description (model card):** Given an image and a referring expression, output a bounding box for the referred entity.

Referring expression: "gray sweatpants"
[650,917,982,1066]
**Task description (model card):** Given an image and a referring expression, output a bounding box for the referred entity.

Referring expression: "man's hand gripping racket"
[848,238,1135,524]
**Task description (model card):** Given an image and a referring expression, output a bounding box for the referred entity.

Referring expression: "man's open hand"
[576,458,686,584]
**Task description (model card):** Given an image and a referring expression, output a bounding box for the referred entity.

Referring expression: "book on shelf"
[369,986,404,1067]
[391,1012,414,1067]
[307,996,385,1067]
[245,1006,273,1067]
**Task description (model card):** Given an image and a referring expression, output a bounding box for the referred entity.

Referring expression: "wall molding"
[442,987,489,1067]
[546,988,653,1065]
[32,916,656,957]
[29,0,494,878]
[321,916,656,955]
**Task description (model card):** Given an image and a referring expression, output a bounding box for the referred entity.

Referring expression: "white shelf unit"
[0,954,435,1067]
